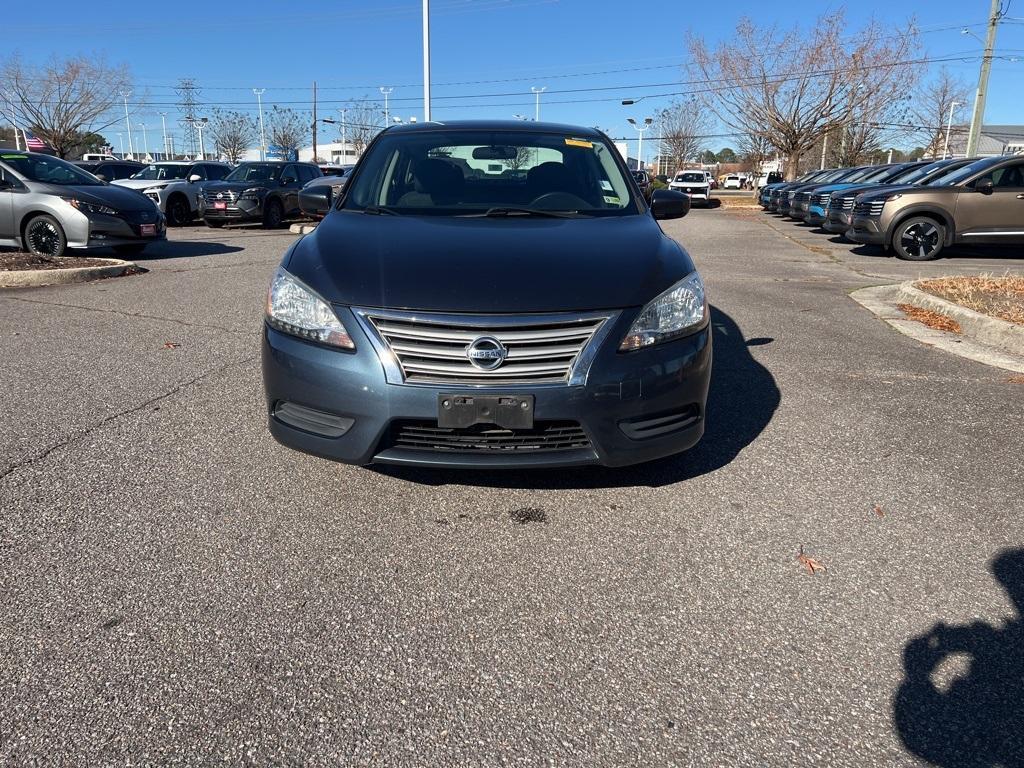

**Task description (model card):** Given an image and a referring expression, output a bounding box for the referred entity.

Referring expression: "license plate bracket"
[140,223,156,236]
[437,394,534,429]
[213,201,227,210]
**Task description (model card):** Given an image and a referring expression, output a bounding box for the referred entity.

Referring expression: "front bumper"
[64,209,166,249]
[804,205,827,225]
[199,197,263,224]
[262,312,712,469]
[669,186,711,202]
[823,210,852,234]
[847,215,887,245]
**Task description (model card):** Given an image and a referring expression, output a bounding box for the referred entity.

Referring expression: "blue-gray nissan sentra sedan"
[261,121,712,468]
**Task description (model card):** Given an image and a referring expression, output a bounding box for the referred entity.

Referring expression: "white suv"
[113,161,232,226]
[669,171,711,205]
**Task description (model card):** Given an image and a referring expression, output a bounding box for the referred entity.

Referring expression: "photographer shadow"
[893,548,1024,766]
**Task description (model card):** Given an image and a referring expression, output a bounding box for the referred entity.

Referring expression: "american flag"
[24,130,48,151]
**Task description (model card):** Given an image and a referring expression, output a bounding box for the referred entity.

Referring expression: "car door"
[954,160,1024,243]
[0,167,16,242]
[279,164,302,215]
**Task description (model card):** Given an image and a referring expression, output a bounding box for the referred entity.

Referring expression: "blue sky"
[6,0,1024,157]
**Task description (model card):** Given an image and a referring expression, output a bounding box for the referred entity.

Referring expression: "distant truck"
[81,153,117,162]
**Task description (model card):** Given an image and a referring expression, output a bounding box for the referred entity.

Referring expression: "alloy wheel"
[27,219,62,257]
[900,222,940,260]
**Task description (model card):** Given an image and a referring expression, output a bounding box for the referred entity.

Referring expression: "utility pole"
[121,90,134,158]
[820,133,828,170]
[422,0,431,121]
[943,100,961,159]
[532,86,546,121]
[339,108,348,162]
[253,88,267,161]
[312,81,318,162]
[966,0,1001,157]
[116,133,123,158]
[380,87,393,127]
[159,112,169,160]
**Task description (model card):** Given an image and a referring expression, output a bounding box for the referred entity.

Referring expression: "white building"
[299,142,360,164]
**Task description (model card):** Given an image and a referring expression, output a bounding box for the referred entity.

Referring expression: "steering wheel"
[529,191,591,210]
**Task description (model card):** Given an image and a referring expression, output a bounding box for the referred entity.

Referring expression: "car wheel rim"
[28,221,60,257]
[901,223,939,258]
[171,201,187,224]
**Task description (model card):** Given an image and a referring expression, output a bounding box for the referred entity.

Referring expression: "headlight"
[620,272,707,351]
[885,193,904,202]
[240,187,264,199]
[61,197,117,216]
[265,268,354,349]
[143,185,168,194]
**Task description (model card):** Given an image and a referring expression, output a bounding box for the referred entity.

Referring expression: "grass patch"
[897,303,962,334]
[917,275,1024,326]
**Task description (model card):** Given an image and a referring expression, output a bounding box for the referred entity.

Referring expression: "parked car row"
[759,154,1024,260]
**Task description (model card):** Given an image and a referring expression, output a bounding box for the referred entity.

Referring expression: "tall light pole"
[964,4,1000,158]
[339,108,348,161]
[531,86,546,121]
[138,122,149,160]
[380,87,393,127]
[196,117,208,160]
[117,132,124,158]
[422,0,431,121]
[627,117,653,170]
[159,112,169,160]
[121,90,134,159]
[253,88,267,161]
[943,100,961,159]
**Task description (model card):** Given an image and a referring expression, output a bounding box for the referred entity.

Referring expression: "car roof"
[384,119,605,137]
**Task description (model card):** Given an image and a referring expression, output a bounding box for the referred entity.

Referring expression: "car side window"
[992,163,1024,188]
[300,165,317,184]
[206,165,229,181]
[281,165,298,184]
[189,165,208,180]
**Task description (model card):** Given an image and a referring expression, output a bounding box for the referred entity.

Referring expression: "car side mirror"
[95,173,107,182]
[976,178,994,194]
[650,188,690,220]
[188,174,202,183]
[298,185,332,217]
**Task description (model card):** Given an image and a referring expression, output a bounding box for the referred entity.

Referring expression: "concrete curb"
[0,258,136,288]
[289,223,318,235]
[898,281,1024,357]
[850,283,1024,374]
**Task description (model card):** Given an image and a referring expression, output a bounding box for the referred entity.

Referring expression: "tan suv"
[848,155,1024,260]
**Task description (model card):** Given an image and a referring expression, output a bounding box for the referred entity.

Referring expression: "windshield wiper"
[362,205,400,216]
[469,207,584,218]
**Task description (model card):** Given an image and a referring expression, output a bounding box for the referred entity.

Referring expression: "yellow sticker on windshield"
[1,154,27,160]
[564,138,593,148]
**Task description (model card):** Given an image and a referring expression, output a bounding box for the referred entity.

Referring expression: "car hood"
[286,211,695,313]
[111,178,185,190]
[857,184,945,202]
[33,182,154,210]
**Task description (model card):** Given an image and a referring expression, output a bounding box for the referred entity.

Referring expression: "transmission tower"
[176,78,201,158]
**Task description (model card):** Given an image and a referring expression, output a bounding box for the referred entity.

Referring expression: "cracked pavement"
[1,215,1023,766]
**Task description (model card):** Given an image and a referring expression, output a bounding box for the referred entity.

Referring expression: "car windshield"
[889,162,941,184]
[1,153,103,186]
[225,163,283,183]
[926,157,1002,186]
[343,129,636,216]
[132,164,191,181]
[676,173,705,182]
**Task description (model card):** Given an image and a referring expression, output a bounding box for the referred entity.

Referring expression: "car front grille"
[854,199,886,217]
[204,190,238,204]
[830,195,856,212]
[360,310,610,386]
[390,420,591,453]
[812,193,831,207]
[793,192,809,206]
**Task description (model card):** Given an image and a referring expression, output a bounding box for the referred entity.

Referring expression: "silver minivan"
[0,151,165,258]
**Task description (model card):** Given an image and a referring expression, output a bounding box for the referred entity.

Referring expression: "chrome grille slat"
[362,310,609,386]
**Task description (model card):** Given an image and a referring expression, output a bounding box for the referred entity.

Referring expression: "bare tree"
[688,13,922,179]
[341,98,385,156]
[656,99,712,174]
[208,109,257,164]
[266,106,309,159]
[910,68,970,158]
[1,54,134,158]
[737,130,775,181]
[505,146,533,171]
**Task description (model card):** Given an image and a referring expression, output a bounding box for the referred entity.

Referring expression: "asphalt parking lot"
[2,211,1023,766]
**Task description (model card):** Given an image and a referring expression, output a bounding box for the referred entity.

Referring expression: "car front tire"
[166,194,192,227]
[263,198,284,229]
[24,214,67,259]
[893,216,945,261]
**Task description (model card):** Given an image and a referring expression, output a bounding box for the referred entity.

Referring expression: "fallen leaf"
[162,342,181,349]
[797,545,827,575]
[873,504,885,518]
[1008,375,1024,385]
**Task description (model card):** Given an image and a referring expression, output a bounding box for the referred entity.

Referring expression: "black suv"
[73,159,144,182]
[200,161,322,228]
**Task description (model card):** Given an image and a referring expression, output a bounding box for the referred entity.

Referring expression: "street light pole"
[197,118,207,160]
[253,88,267,161]
[339,108,348,162]
[159,112,169,160]
[117,133,124,158]
[380,87,393,127]
[627,117,653,170]
[943,100,961,159]
[139,122,149,160]
[121,90,134,159]
[531,86,546,121]
[965,0,1001,157]
[422,0,431,121]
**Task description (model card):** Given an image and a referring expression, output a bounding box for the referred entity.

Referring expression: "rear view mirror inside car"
[472,146,520,161]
